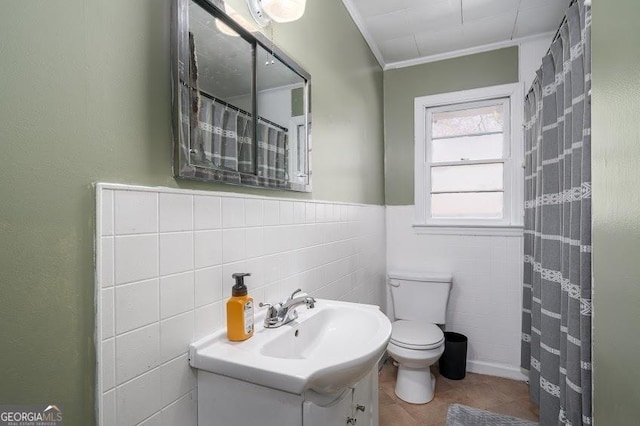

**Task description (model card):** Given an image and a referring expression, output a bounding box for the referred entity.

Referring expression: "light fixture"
[246,0,306,26]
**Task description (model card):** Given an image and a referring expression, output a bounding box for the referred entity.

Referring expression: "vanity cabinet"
[304,370,376,426]
[197,366,379,426]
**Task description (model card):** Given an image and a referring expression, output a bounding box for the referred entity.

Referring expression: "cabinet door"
[353,371,378,426]
[353,371,375,426]
[303,366,379,426]
[198,372,303,426]
[303,388,354,426]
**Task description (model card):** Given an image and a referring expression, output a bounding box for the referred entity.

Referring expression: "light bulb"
[261,0,306,23]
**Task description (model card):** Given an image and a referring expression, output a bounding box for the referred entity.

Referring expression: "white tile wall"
[115,190,158,235]
[159,193,193,233]
[115,368,163,426]
[115,324,160,385]
[159,272,194,319]
[96,184,386,426]
[115,279,159,334]
[159,233,193,276]
[114,235,158,285]
[193,196,221,230]
[386,205,524,380]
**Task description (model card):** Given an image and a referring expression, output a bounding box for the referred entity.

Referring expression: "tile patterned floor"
[378,359,540,426]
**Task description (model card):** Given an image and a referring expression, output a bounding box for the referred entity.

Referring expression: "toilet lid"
[390,320,445,350]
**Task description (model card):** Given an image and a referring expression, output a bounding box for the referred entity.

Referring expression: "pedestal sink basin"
[189,299,392,395]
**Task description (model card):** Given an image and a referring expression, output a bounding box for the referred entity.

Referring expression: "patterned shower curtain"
[257,119,288,181]
[197,99,239,170]
[187,32,290,183]
[521,1,592,425]
[237,113,254,174]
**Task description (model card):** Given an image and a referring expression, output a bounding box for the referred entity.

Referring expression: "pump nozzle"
[232,272,251,280]
[231,273,251,297]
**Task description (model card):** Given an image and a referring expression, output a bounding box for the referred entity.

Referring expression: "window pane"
[431,133,504,162]
[431,163,503,192]
[432,104,504,138]
[297,124,306,174]
[431,192,503,218]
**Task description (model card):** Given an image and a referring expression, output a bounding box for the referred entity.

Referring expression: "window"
[414,84,523,234]
[288,115,310,187]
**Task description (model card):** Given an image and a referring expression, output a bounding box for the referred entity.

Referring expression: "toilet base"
[394,366,436,404]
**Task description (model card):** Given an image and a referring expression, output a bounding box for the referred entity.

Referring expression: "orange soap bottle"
[226,273,254,341]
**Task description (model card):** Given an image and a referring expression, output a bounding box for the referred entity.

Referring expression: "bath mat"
[446,403,539,426]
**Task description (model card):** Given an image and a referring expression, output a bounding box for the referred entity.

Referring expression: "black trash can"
[439,332,468,380]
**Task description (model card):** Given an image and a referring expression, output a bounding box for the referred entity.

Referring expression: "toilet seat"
[390,320,444,350]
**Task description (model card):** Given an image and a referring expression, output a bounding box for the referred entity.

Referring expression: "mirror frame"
[170,0,312,192]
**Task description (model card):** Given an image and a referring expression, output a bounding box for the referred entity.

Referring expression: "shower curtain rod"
[545,0,589,56]
[527,0,582,96]
[546,0,575,53]
[197,86,289,133]
[179,80,289,132]
[198,90,249,117]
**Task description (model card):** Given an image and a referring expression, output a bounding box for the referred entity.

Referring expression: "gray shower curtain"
[257,119,288,181]
[521,1,592,425]
[195,97,238,170]
[237,113,254,174]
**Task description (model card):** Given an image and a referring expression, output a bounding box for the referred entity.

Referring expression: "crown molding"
[384,32,554,71]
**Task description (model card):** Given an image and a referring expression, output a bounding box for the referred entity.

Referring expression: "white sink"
[189,299,392,395]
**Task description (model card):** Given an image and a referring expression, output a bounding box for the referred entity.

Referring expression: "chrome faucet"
[260,289,316,328]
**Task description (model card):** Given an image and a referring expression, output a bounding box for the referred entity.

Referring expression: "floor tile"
[378,358,540,425]
[485,398,540,422]
[379,403,419,426]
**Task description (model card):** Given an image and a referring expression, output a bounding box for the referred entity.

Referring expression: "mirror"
[171,0,312,192]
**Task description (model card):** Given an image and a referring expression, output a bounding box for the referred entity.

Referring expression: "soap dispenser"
[226,273,254,341]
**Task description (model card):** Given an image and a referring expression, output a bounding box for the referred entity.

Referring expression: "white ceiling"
[341,0,571,68]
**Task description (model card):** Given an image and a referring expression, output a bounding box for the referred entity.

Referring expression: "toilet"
[386,272,452,404]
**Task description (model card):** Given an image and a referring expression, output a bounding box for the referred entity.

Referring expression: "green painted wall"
[383,47,519,205]
[0,0,383,424]
[592,0,640,423]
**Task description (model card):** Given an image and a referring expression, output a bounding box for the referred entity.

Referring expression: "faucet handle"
[288,288,303,301]
[259,302,279,319]
[260,302,282,327]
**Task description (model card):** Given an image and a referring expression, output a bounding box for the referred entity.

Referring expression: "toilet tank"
[388,272,452,324]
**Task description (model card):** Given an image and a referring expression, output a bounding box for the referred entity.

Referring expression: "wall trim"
[412,225,524,237]
[95,183,382,208]
[467,360,529,382]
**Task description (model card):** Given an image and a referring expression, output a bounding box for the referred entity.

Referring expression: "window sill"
[411,224,524,237]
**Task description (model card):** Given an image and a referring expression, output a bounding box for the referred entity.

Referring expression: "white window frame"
[413,83,524,236]
[288,111,312,190]
[288,115,308,186]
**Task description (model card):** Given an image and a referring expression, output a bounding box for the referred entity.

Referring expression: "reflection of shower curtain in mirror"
[196,99,239,171]
[192,95,287,180]
[275,131,286,181]
[188,32,288,180]
[223,108,238,171]
[257,120,288,180]
[267,127,277,179]
[237,114,253,174]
